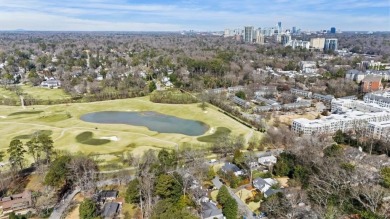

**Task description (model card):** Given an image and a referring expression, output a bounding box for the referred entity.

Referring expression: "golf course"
[0,96,255,166]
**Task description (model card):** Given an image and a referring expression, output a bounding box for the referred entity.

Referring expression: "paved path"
[49,188,81,219]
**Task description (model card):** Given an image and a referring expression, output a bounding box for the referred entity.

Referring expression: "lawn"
[21,85,71,100]
[210,190,219,202]
[0,96,257,166]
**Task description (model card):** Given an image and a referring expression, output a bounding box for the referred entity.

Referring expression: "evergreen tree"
[79,199,98,219]
[217,185,229,205]
[222,197,238,219]
[125,179,140,203]
[7,139,26,170]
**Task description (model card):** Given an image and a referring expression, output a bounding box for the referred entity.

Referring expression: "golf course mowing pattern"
[197,127,232,143]
[9,110,44,116]
[75,131,110,145]
[0,96,256,166]
[13,130,53,140]
[38,113,71,122]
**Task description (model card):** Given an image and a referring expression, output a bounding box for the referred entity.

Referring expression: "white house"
[258,155,277,166]
[253,177,278,193]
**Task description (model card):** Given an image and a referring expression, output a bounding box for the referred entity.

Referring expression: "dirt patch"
[276,177,289,188]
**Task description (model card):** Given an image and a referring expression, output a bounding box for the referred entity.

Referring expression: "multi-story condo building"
[324,38,338,51]
[364,91,390,108]
[244,26,254,43]
[285,39,310,50]
[290,88,312,98]
[310,38,325,50]
[368,121,390,140]
[256,33,265,44]
[312,93,335,107]
[292,98,390,137]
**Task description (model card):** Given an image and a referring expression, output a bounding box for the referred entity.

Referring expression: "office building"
[244,26,254,43]
[330,27,336,34]
[278,22,282,33]
[324,38,338,51]
[292,26,297,34]
[310,38,325,50]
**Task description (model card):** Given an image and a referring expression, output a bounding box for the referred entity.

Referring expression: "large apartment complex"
[292,96,390,138]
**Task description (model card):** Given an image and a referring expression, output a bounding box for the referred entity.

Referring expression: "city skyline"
[0,0,389,31]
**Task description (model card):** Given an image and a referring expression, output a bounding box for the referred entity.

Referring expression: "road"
[212,176,254,219]
[49,187,81,219]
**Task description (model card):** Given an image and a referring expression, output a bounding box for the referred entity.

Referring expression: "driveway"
[49,187,81,219]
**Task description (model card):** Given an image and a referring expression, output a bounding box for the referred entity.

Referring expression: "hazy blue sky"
[0,0,389,31]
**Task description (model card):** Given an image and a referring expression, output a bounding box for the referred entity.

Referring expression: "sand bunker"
[100,136,119,141]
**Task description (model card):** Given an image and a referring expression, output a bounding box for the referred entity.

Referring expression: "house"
[361,75,383,93]
[98,190,118,203]
[0,191,32,216]
[253,177,278,194]
[201,201,224,219]
[221,163,243,176]
[101,202,120,219]
[40,79,61,88]
[264,189,282,198]
[258,155,277,166]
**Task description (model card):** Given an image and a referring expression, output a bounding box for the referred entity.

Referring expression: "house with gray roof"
[101,202,120,219]
[201,201,224,219]
[221,163,243,176]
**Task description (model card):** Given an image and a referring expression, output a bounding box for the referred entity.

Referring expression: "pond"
[80,111,209,136]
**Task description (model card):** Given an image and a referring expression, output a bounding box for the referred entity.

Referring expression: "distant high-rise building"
[244,26,254,43]
[276,34,282,43]
[224,29,231,37]
[256,34,265,44]
[278,21,282,33]
[330,27,336,34]
[281,34,291,46]
[292,26,297,34]
[324,38,338,51]
[310,38,325,50]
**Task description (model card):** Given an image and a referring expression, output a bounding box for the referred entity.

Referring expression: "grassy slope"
[21,85,71,100]
[0,96,256,163]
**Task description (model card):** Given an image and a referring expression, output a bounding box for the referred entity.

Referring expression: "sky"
[0,0,389,31]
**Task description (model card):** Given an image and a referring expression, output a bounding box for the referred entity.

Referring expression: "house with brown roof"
[361,75,383,93]
[0,190,32,217]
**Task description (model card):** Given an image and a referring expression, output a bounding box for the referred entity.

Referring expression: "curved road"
[49,188,81,219]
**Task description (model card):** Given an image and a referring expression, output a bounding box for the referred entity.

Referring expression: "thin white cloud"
[0,0,388,31]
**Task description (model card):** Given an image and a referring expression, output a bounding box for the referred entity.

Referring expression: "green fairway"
[197,127,232,143]
[76,131,111,145]
[21,85,71,100]
[0,96,257,165]
[9,110,44,116]
[13,130,53,140]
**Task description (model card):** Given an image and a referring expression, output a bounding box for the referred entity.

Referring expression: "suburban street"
[212,176,255,219]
